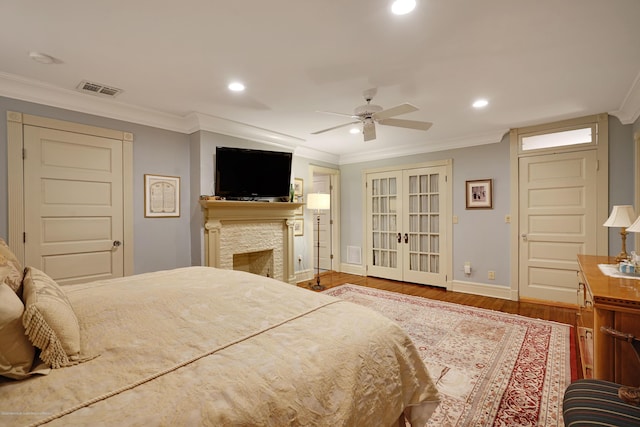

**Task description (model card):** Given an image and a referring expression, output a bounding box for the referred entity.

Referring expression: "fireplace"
[233,249,274,277]
[199,200,303,284]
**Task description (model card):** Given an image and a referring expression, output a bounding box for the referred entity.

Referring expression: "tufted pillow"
[22,267,82,368]
[0,237,24,295]
[0,283,36,379]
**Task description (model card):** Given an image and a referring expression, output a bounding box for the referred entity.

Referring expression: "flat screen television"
[215,146,292,200]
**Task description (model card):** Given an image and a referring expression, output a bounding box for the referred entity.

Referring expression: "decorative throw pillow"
[0,282,36,379]
[0,237,24,295]
[22,267,82,368]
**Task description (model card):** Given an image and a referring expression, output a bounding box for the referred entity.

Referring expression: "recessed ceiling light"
[472,99,489,109]
[349,127,360,134]
[29,51,56,65]
[228,82,245,92]
[391,0,416,15]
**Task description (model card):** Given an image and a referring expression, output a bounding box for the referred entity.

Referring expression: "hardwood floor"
[299,271,583,377]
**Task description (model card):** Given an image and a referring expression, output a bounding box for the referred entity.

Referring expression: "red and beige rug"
[323,284,574,426]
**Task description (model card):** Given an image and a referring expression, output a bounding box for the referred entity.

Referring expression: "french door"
[366,164,450,287]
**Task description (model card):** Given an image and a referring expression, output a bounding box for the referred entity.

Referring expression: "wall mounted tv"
[215,146,293,200]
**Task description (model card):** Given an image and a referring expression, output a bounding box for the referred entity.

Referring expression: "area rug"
[323,284,574,426]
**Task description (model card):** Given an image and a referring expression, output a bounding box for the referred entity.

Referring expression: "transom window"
[520,125,595,152]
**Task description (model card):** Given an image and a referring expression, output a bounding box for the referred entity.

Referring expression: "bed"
[1,245,439,426]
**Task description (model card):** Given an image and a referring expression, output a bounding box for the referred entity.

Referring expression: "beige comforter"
[0,267,439,426]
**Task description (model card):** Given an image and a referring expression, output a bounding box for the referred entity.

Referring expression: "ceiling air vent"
[76,80,123,98]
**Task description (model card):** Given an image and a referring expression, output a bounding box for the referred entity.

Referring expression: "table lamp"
[603,205,636,262]
[307,193,330,290]
[625,214,640,262]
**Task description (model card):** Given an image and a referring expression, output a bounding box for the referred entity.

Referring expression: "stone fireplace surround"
[199,200,303,284]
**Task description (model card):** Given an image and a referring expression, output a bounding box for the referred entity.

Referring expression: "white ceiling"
[1,0,640,164]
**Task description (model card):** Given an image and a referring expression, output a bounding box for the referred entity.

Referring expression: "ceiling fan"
[311,88,432,142]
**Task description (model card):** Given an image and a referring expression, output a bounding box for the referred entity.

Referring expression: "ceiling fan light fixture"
[312,89,432,142]
[391,0,416,15]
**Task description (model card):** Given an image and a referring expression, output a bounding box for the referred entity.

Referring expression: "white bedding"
[0,267,439,426]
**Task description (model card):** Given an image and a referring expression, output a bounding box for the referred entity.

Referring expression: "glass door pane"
[370,176,398,269]
[406,172,440,274]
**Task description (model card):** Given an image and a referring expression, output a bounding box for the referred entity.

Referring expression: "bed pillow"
[0,282,36,379]
[0,237,24,295]
[21,267,82,368]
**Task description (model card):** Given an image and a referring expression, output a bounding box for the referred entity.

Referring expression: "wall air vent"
[76,80,123,97]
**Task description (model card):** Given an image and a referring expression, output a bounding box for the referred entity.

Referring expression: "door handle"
[521,234,527,241]
[404,233,408,244]
[397,233,402,243]
[112,240,121,249]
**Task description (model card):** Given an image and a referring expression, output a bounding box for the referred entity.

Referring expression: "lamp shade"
[603,205,636,228]
[307,193,330,210]
[627,215,640,233]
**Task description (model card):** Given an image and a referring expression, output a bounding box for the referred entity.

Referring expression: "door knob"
[112,240,121,248]
[521,234,527,241]
[397,233,402,243]
[404,233,408,244]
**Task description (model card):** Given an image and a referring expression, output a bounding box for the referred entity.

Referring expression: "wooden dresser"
[577,255,640,386]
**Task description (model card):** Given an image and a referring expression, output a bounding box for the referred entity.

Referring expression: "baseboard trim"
[340,263,366,276]
[519,296,578,309]
[294,269,314,284]
[451,280,514,300]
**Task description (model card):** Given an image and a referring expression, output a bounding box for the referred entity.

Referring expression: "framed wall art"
[144,174,180,217]
[466,179,493,209]
[293,178,303,199]
[294,218,304,236]
[293,178,304,214]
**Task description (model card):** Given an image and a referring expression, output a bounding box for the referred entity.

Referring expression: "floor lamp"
[307,193,330,290]
[603,205,636,263]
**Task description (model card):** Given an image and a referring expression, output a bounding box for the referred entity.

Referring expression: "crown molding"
[610,69,640,124]
[337,129,508,165]
[0,72,308,152]
[0,71,512,165]
[187,112,304,149]
[293,145,340,164]
[0,72,189,133]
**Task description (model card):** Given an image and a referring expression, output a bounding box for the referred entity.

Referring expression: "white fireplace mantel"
[199,199,304,284]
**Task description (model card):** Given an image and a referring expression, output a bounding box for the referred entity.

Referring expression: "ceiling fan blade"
[316,110,359,119]
[377,118,432,131]
[363,122,376,141]
[311,121,360,135]
[373,103,418,120]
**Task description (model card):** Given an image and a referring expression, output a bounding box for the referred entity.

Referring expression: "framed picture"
[294,218,304,236]
[293,178,303,197]
[466,179,493,209]
[293,178,304,214]
[144,174,180,217]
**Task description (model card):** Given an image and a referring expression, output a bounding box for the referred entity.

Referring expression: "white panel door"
[519,150,597,304]
[366,165,448,287]
[24,125,124,285]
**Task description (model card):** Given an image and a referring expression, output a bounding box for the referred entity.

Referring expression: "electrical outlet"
[488,270,496,280]
[464,262,471,274]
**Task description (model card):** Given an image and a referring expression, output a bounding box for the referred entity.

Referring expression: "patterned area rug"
[323,284,573,426]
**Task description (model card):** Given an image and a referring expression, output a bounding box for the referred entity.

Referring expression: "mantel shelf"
[199,199,304,220]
